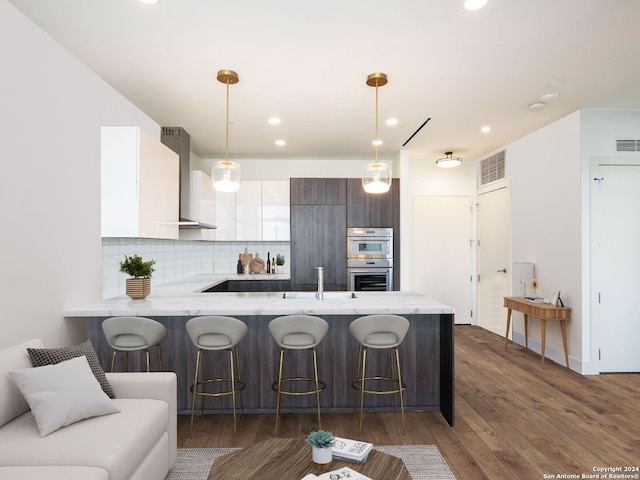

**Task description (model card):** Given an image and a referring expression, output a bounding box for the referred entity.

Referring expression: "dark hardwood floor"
[178,325,640,479]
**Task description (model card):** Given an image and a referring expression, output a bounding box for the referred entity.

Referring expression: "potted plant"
[306,429,335,471]
[119,254,155,299]
[276,254,285,274]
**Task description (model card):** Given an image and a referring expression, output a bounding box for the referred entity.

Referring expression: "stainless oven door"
[347,237,393,259]
[348,267,393,291]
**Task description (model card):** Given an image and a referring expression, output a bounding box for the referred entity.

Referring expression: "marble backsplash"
[102,237,290,299]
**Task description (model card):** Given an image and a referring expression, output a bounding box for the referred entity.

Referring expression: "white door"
[591,159,640,372]
[413,196,473,324]
[477,184,511,337]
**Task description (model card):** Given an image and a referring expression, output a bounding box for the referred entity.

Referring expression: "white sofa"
[0,339,177,480]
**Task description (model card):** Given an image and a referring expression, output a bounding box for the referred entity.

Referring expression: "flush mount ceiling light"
[138,0,160,4]
[212,69,241,192]
[362,72,392,194]
[436,152,462,168]
[464,0,488,10]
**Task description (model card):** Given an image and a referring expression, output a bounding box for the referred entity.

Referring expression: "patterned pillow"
[27,340,115,399]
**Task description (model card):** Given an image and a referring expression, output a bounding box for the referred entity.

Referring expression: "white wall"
[197,158,399,180]
[506,111,583,368]
[401,153,477,291]
[0,0,160,349]
[580,109,640,373]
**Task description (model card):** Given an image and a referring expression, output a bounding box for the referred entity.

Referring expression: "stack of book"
[302,466,372,480]
[331,437,374,463]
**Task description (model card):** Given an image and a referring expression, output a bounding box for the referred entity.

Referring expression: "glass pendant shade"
[362,73,390,194]
[362,162,391,193]
[212,160,241,192]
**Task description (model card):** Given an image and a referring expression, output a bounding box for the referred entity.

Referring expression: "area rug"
[166,445,456,479]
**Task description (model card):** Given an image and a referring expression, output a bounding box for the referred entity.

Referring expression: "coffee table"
[209,438,411,480]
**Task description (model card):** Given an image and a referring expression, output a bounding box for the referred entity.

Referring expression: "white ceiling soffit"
[8,0,640,163]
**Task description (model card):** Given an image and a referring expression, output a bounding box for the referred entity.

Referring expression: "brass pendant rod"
[225,80,230,164]
[375,80,379,164]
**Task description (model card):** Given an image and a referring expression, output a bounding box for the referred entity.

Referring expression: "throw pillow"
[27,340,115,398]
[8,356,121,437]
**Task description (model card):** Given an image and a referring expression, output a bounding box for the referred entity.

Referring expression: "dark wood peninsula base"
[85,312,454,426]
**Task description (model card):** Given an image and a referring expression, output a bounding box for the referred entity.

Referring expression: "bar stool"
[268,314,329,434]
[185,315,248,434]
[102,316,167,372]
[349,314,410,432]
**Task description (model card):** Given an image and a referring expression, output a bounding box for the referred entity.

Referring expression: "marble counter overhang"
[64,274,455,317]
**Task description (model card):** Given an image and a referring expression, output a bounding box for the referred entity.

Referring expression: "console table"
[503,297,571,368]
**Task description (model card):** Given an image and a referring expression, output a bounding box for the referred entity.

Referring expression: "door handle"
[497,268,507,273]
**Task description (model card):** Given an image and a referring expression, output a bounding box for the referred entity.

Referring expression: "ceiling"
[9,0,640,164]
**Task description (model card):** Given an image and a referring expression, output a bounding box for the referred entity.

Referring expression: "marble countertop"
[64,274,454,317]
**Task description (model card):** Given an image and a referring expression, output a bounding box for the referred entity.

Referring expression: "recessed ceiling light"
[372,139,383,146]
[268,117,281,125]
[540,93,560,102]
[481,126,491,133]
[138,0,160,4]
[275,140,286,146]
[385,118,398,126]
[528,101,545,110]
[464,0,488,11]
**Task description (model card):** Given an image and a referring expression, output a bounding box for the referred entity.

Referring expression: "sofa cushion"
[0,339,44,428]
[8,356,120,437]
[0,466,108,480]
[27,340,115,398]
[0,398,168,480]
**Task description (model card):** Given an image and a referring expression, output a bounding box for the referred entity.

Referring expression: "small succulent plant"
[306,430,336,448]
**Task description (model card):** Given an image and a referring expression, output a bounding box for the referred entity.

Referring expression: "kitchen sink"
[282,292,357,299]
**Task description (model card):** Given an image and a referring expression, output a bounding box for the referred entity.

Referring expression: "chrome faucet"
[315,266,324,300]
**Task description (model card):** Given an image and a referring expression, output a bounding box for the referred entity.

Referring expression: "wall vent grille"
[161,126,182,136]
[616,139,640,152]
[480,150,506,185]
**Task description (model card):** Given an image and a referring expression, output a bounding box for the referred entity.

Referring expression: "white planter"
[312,446,332,471]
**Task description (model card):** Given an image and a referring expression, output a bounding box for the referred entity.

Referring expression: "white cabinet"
[262,180,290,240]
[213,180,289,241]
[214,189,236,240]
[236,181,263,240]
[101,126,179,239]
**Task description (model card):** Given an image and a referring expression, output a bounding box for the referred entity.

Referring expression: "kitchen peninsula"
[64,275,455,426]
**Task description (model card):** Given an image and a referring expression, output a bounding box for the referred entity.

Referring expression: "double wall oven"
[347,227,393,291]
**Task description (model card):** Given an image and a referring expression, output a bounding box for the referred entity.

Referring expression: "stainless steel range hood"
[161,126,216,230]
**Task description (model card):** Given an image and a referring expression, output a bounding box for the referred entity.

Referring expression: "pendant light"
[362,72,392,194]
[436,151,462,168]
[212,69,241,192]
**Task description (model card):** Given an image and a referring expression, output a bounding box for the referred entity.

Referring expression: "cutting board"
[250,253,265,273]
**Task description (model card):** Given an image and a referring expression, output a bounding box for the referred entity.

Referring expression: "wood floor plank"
[177,326,640,479]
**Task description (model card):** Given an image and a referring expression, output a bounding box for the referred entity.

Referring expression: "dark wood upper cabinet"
[290,178,346,205]
[347,178,399,228]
